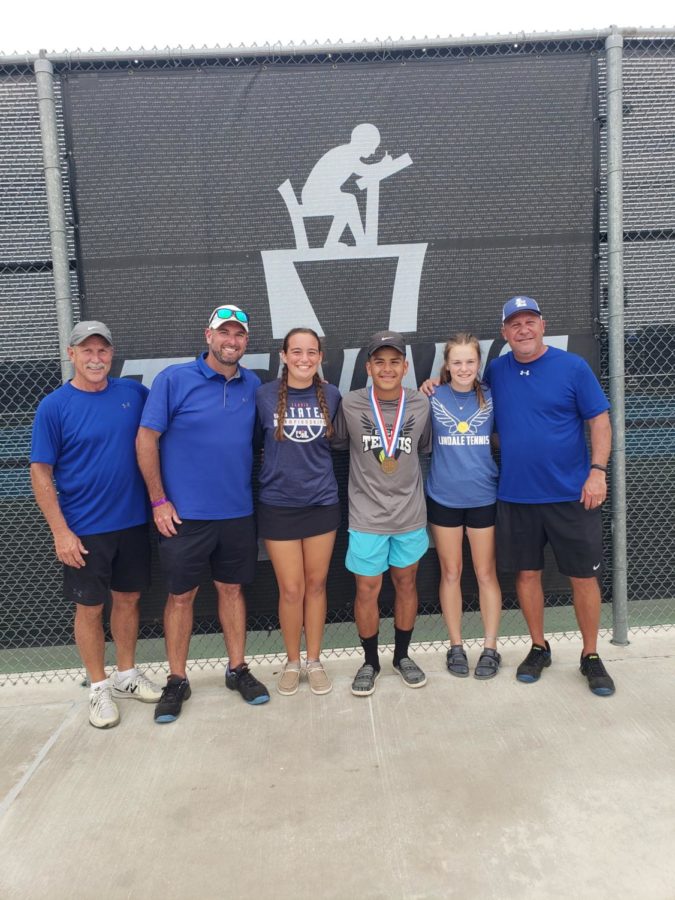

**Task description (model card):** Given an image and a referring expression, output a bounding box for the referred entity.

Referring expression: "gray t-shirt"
[332,387,432,534]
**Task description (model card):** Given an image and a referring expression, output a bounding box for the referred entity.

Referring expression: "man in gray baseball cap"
[69,320,114,346]
[31,320,161,729]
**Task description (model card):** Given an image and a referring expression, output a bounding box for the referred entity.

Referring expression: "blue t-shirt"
[140,354,260,520]
[256,379,341,507]
[31,378,149,536]
[484,346,610,503]
[426,384,498,508]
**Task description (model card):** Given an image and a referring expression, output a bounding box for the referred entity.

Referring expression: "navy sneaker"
[154,676,191,723]
[580,653,615,696]
[225,664,270,705]
[516,642,552,683]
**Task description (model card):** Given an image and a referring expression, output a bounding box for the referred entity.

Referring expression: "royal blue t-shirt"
[31,378,149,536]
[256,379,341,507]
[484,346,610,503]
[140,353,259,520]
[426,384,498,508]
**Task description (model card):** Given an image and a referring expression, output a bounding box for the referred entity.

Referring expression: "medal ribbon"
[369,386,406,458]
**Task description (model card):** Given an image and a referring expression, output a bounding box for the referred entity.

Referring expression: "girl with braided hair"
[256,328,341,696]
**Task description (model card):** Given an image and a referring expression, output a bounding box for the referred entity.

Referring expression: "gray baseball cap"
[367,330,406,357]
[69,321,113,346]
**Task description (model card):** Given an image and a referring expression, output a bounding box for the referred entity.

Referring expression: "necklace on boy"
[449,387,472,434]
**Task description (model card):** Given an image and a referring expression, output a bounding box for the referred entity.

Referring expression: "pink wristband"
[151,497,168,508]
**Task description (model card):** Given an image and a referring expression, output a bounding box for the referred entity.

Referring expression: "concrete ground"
[0,630,673,900]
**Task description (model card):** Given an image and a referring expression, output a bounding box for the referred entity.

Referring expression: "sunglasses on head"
[212,308,249,325]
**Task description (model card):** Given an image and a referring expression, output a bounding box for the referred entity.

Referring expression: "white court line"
[0,701,78,820]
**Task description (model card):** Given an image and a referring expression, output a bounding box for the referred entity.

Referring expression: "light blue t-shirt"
[140,353,259,520]
[426,383,498,509]
[31,378,149,536]
[484,346,610,503]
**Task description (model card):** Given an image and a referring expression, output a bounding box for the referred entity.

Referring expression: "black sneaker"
[154,675,191,723]
[580,653,615,696]
[225,664,270,705]
[516,642,552,683]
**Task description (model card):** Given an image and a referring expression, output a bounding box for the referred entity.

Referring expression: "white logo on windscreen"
[261,124,427,339]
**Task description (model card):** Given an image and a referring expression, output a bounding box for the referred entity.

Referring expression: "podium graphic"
[262,124,428,338]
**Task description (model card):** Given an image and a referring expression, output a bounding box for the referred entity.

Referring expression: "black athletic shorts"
[496,500,603,578]
[158,516,257,594]
[427,496,496,529]
[258,502,341,541]
[63,523,151,607]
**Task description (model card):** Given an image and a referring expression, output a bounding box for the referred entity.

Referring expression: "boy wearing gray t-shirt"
[332,331,432,696]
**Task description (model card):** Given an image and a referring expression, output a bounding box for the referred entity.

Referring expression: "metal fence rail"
[1,28,674,683]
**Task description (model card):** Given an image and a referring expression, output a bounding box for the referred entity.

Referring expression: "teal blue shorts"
[346,527,429,576]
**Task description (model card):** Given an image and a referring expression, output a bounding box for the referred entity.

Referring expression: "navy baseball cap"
[502,296,542,323]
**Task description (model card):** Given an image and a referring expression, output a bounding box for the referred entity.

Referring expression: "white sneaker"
[112,670,163,703]
[89,684,120,729]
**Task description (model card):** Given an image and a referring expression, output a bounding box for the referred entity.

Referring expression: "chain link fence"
[1,32,673,683]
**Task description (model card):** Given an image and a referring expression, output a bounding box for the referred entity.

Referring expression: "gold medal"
[457,421,469,434]
[381,457,398,474]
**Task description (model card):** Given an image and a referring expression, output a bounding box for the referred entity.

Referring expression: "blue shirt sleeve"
[31,395,62,465]
[140,369,172,434]
[573,357,610,420]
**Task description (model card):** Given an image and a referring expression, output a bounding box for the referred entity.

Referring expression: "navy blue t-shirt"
[31,378,149,536]
[256,379,341,507]
[141,354,259,520]
[484,346,609,503]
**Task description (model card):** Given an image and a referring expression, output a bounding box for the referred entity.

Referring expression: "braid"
[313,373,334,440]
[274,365,289,441]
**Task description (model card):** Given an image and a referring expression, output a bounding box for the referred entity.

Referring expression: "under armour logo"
[121,401,131,408]
[519,369,530,376]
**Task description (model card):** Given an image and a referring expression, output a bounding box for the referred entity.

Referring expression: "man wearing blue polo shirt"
[485,296,615,697]
[31,321,162,730]
[137,305,270,722]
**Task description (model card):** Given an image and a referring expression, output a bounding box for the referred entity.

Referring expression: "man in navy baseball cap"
[501,296,542,323]
[484,294,615,698]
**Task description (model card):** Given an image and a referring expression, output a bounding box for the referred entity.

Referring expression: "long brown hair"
[274,328,335,441]
[438,332,487,409]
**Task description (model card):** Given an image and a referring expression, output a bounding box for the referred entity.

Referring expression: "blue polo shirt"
[31,378,149,536]
[484,346,609,503]
[140,353,260,520]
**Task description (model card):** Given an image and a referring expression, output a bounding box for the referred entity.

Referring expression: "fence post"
[34,53,74,384]
[605,27,629,645]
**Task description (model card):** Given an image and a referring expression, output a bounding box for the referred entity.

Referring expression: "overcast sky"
[2,0,674,55]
